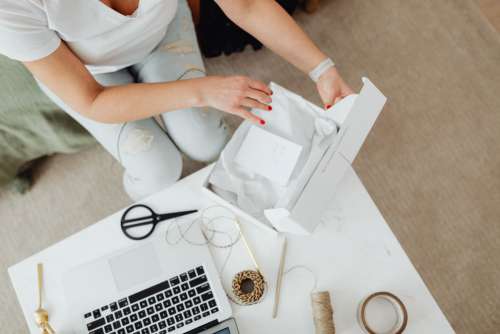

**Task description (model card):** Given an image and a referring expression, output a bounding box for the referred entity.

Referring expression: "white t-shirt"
[0,0,178,74]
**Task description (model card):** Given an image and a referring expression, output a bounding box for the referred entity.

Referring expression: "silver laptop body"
[62,226,233,334]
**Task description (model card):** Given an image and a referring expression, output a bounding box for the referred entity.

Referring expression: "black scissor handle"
[120,205,198,241]
[121,204,158,241]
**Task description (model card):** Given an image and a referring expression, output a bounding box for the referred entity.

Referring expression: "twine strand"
[284,265,335,333]
[164,205,267,306]
[284,265,318,292]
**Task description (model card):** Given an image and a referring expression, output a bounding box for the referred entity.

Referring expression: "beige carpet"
[1,0,499,332]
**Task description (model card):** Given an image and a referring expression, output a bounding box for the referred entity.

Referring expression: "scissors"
[120,204,198,241]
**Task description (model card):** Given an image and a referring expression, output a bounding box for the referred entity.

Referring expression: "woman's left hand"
[316,66,354,109]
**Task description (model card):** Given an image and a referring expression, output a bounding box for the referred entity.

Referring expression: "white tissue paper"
[234,126,304,186]
[207,82,357,232]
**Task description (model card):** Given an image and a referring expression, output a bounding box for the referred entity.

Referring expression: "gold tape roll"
[358,291,408,334]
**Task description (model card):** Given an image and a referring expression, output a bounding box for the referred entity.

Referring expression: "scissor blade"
[158,210,198,221]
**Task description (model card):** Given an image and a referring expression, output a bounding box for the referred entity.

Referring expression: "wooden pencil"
[272,237,288,318]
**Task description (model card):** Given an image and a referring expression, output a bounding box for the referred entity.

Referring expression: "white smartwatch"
[308,58,335,82]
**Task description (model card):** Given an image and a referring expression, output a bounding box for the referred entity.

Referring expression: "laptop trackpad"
[109,243,162,292]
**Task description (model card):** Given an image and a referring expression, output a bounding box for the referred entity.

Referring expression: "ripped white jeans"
[39,0,229,201]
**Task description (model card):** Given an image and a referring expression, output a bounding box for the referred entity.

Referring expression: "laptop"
[61,223,236,334]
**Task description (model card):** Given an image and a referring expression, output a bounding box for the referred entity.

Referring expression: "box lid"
[271,78,387,234]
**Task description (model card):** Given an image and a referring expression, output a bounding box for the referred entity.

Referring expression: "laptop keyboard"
[84,265,219,334]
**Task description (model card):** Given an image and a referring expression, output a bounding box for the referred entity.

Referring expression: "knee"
[138,151,183,188]
[163,108,230,163]
[184,113,230,162]
[119,124,183,197]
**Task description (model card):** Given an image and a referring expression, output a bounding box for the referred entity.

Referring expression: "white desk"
[9,166,455,333]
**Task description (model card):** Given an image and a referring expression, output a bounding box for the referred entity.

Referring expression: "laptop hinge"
[185,320,220,334]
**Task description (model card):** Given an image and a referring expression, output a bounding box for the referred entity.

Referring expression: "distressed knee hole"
[160,39,195,54]
[184,63,204,73]
[178,66,206,80]
[122,128,155,155]
[219,118,227,130]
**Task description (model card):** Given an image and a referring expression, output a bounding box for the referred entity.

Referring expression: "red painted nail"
[325,104,332,109]
[268,106,272,111]
[260,119,266,125]
[269,90,274,95]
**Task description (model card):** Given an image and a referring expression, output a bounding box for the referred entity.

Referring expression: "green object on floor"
[0,55,95,193]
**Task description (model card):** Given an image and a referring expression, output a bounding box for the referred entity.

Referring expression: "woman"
[0,0,353,200]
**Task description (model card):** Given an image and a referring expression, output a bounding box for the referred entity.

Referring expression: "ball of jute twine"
[311,291,336,334]
[231,270,266,305]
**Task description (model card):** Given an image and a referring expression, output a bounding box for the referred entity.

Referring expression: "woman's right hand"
[198,76,273,125]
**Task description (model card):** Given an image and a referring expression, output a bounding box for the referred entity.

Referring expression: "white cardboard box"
[202,78,387,235]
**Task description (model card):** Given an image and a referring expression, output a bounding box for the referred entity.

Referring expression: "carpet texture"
[1,0,499,332]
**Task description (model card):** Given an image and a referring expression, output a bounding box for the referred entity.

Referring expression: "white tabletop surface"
[9,165,455,333]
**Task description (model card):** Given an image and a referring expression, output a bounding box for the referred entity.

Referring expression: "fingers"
[233,107,265,125]
[333,87,355,105]
[246,88,272,104]
[343,87,355,96]
[248,79,273,96]
[323,92,337,110]
[326,86,355,109]
[241,98,272,112]
[331,93,350,107]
